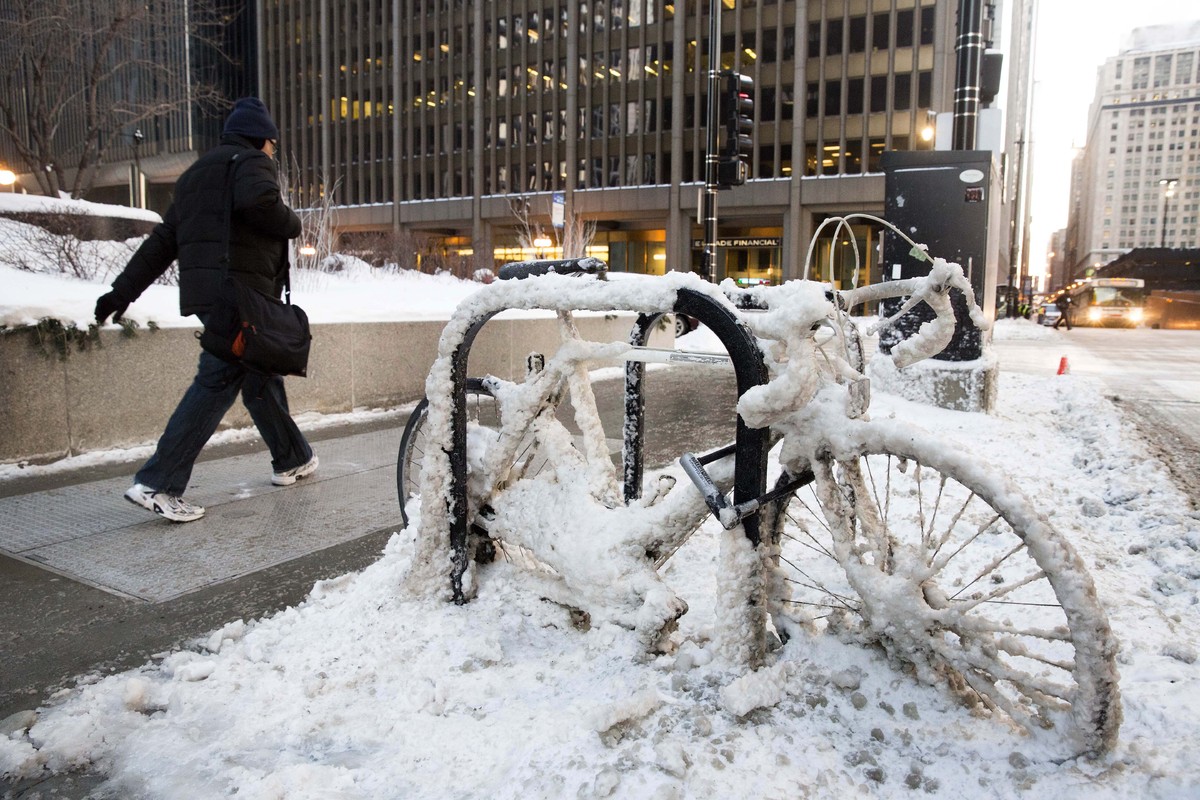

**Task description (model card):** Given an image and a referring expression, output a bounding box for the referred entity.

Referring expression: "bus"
[1064,277,1147,328]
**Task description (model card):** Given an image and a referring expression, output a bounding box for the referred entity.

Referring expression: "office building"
[1067,20,1200,279]
[261,0,1013,285]
[0,1,256,211]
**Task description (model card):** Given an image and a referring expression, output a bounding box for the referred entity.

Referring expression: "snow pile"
[0,191,162,222]
[6,394,1199,799]
[1,200,1199,797]
[0,246,484,331]
[3,320,1199,799]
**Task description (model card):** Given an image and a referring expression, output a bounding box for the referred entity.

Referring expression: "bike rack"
[438,260,770,603]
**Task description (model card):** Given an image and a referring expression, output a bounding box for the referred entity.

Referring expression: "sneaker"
[124,483,156,512]
[125,484,205,523]
[272,454,319,486]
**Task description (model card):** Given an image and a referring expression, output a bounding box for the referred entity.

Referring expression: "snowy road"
[991,327,1200,508]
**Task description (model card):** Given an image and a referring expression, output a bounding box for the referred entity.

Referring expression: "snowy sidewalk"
[0,425,404,602]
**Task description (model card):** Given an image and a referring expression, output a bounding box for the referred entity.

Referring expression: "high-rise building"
[260,0,1014,284]
[0,1,256,210]
[1068,20,1200,279]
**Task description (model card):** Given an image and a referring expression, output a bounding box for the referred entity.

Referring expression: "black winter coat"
[111,134,301,316]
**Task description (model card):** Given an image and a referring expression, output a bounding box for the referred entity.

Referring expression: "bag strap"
[217,153,239,281]
[218,151,295,307]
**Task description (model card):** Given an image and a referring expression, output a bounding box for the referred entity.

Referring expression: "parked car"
[1037,303,1062,326]
[674,313,699,338]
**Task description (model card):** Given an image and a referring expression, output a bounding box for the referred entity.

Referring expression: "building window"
[919,7,935,45]
[918,71,931,108]
[895,9,914,48]
[1154,54,1172,88]
[894,73,912,110]
[825,80,842,116]
[873,13,890,50]
[827,19,843,56]
[847,78,864,114]
[849,16,866,54]
[1132,57,1150,90]
[870,75,888,113]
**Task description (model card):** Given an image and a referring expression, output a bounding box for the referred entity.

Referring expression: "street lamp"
[1158,177,1178,248]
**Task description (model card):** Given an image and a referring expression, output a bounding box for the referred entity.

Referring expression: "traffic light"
[718,71,754,187]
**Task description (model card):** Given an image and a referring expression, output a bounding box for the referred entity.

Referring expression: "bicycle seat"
[498,257,608,281]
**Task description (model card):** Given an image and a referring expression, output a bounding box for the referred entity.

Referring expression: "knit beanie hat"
[222,97,280,141]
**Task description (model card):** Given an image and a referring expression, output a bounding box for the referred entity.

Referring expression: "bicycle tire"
[397,378,498,527]
[763,422,1121,757]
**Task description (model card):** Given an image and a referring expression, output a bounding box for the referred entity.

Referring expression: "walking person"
[1052,293,1073,330]
[94,98,317,522]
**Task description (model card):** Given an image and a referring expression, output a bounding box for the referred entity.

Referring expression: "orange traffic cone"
[1057,356,1070,375]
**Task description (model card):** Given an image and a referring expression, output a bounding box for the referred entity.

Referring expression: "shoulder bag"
[198,153,312,377]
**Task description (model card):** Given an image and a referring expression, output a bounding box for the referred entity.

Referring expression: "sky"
[1026,2,1200,273]
[3,197,1200,797]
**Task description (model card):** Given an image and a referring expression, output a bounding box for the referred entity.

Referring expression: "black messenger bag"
[197,154,312,377]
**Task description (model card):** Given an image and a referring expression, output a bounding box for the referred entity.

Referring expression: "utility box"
[878,150,1000,361]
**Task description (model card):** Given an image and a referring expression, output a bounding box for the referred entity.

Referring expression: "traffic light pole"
[699,0,721,282]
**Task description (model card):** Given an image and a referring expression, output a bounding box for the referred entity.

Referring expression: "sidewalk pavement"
[0,364,743,744]
[0,413,411,733]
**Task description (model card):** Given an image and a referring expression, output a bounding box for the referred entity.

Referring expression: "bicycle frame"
[414,255,974,594]
[419,272,770,605]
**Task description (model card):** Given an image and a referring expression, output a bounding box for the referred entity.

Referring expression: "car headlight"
[1129,307,1144,322]
[1088,307,1102,322]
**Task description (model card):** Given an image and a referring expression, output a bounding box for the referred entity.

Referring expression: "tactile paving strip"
[0,427,405,602]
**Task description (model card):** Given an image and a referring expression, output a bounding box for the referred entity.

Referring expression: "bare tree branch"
[0,0,233,198]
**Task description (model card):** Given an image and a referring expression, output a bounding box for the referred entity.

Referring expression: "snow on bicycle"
[396,220,1121,758]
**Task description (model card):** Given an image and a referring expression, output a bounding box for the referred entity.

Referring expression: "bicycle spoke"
[914,462,928,550]
[835,461,881,567]
[957,665,1029,726]
[923,474,948,554]
[790,492,833,536]
[778,561,860,610]
[929,510,1003,575]
[945,541,1027,600]
[948,569,1049,614]
[942,613,1073,642]
[778,600,854,616]
[780,530,836,561]
[928,491,977,562]
[930,628,1073,693]
[957,651,1067,697]
[781,512,836,560]
[993,639,1075,673]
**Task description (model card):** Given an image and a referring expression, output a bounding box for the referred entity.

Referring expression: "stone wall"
[0,314,671,465]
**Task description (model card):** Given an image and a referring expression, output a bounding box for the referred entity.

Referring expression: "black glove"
[95,291,130,325]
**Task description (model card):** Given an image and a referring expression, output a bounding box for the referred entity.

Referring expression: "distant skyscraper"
[1068,20,1200,278]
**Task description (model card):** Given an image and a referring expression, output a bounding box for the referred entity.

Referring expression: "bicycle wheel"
[763,422,1120,757]
[397,378,501,527]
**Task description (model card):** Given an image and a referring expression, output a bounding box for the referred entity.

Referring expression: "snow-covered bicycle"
[397,216,1121,757]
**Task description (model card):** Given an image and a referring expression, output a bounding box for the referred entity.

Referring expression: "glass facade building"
[261,0,968,283]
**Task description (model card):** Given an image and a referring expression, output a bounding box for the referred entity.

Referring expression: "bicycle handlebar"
[498,257,608,281]
[866,258,987,367]
[725,257,985,368]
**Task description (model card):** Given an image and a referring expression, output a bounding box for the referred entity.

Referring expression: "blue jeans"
[135,348,313,496]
